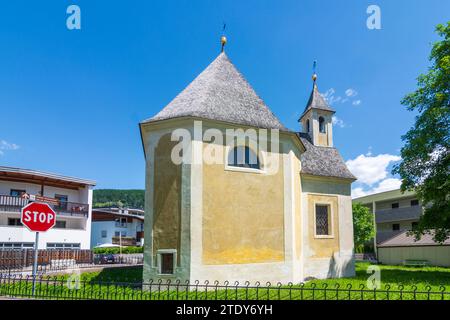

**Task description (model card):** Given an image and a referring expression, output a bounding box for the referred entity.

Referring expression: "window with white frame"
[227,145,260,169]
[315,204,331,236]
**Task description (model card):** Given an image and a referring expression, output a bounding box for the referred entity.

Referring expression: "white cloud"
[321,88,342,106]
[0,140,20,156]
[351,187,368,198]
[346,153,401,185]
[372,178,402,193]
[323,88,361,106]
[332,116,345,128]
[352,178,402,198]
[345,88,358,97]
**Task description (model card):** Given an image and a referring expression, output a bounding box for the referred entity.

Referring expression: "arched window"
[306,119,310,133]
[228,146,260,169]
[319,116,326,133]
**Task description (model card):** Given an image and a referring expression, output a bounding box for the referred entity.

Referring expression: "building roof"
[378,230,450,247]
[353,188,416,204]
[92,208,144,221]
[297,133,356,180]
[299,83,335,120]
[0,166,96,188]
[141,52,288,131]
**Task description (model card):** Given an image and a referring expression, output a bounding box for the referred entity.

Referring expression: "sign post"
[20,202,57,297]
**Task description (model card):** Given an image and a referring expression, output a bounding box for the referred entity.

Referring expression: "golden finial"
[221,22,227,52]
[221,36,227,52]
[312,60,317,82]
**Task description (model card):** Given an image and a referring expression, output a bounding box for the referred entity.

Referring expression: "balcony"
[375,205,422,223]
[0,195,89,218]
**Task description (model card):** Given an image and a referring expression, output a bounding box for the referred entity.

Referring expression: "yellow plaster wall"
[294,157,302,259]
[307,194,340,258]
[153,133,182,265]
[202,143,285,265]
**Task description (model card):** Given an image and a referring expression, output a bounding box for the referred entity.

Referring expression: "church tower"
[299,71,335,147]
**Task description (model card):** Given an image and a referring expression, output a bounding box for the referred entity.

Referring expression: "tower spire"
[221,22,227,52]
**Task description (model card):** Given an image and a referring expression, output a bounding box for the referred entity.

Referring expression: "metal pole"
[31,232,39,296]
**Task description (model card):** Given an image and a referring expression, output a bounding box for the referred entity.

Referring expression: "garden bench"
[403,259,429,267]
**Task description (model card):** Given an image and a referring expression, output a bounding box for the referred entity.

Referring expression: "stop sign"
[21,202,57,232]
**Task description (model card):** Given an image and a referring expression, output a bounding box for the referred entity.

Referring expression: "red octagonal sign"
[21,202,57,232]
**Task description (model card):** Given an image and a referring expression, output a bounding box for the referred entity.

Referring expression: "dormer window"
[319,116,326,133]
[228,146,260,170]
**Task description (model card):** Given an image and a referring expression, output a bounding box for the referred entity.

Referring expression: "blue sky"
[0,1,449,195]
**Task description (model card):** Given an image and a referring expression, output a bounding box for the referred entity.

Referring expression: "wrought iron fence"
[0,249,143,274]
[0,275,449,300]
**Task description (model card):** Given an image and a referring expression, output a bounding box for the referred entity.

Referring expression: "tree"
[352,203,375,250]
[393,22,450,243]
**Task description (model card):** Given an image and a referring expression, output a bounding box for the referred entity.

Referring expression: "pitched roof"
[378,230,450,247]
[297,133,356,180]
[299,83,335,120]
[142,52,288,131]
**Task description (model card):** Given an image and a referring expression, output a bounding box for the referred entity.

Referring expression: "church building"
[139,38,356,284]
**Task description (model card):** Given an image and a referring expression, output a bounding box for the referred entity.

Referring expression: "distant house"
[0,166,95,250]
[377,231,450,267]
[91,208,144,248]
[353,189,421,245]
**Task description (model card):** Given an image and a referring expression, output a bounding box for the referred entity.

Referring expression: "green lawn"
[1,262,450,300]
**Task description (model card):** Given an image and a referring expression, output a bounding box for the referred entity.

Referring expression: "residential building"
[377,231,450,267]
[353,189,422,245]
[91,208,144,247]
[140,44,356,284]
[0,166,95,250]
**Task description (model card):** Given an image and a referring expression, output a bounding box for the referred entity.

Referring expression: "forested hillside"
[93,189,145,209]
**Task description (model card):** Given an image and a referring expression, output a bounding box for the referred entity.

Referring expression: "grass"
[1,262,450,300]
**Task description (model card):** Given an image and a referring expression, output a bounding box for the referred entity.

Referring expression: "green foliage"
[393,22,450,243]
[92,246,144,254]
[93,189,145,209]
[352,203,375,249]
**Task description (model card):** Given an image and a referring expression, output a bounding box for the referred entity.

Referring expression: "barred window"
[315,204,330,236]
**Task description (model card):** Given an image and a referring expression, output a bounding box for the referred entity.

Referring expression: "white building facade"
[0,166,95,250]
[91,208,144,248]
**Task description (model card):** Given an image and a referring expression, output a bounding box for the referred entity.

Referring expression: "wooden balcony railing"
[0,195,89,218]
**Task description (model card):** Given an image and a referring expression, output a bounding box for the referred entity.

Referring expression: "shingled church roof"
[297,132,356,180]
[299,83,335,120]
[142,52,288,131]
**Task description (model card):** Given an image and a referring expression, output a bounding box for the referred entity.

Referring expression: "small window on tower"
[319,117,326,133]
[306,119,310,133]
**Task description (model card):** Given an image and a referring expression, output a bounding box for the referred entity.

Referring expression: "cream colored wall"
[307,194,340,258]
[152,134,182,265]
[301,176,354,279]
[141,120,193,283]
[202,151,285,264]
[378,246,450,267]
[141,117,353,284]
